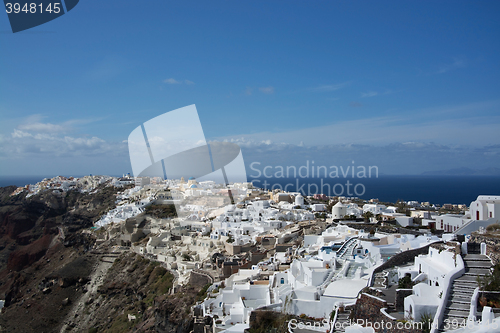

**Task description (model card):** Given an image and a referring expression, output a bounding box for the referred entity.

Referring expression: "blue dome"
[188,177,195,180]
[190,184,197,188]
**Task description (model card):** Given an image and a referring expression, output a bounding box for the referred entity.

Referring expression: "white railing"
[336,237,358,257]
[469,287,480,323]
[454,220,475,235]
[430,254,465,333]
[329,306,339,332]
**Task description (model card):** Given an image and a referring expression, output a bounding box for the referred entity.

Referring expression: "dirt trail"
[59,245,124,332]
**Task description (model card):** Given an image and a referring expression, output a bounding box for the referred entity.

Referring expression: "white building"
[362,204,387,215]
[435,214,468,232]
[401,245,463,322]
[469,195,500,221]
[332,201,347,219]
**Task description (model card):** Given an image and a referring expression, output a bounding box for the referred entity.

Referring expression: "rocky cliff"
[0,184,204,333]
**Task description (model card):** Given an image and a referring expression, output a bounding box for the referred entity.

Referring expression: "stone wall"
[222,261,251,278]
[445,241,462,256]
[352,293,387,320]
[352,293,424,333]
[469,234,500,265]
[189,270,212,287]
[395,289,413,311]
[372,242,439,278]
[248,297,426,333]
[343,223,424,236]
[250,251,268,265]
[225,242,254,255]
[275,243,294,253]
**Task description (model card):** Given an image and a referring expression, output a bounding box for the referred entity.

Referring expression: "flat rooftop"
[323,278,368,298]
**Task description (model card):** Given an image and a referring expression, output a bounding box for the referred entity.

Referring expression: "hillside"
[0,185,205,333]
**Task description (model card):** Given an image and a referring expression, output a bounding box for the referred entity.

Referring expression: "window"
[281,278,285,284]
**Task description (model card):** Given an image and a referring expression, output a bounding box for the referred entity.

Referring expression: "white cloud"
[214,100,500,147]
[361,89,395,98]
[2,120,126,158]
[437,58,466,74]
[164,78,181,84]
[308,81,351,92]
[12,129,32,138]
[18,122,66,133]
[64,136,106,150]
[163,78,195,85]
[361,91,378,98]
[240,141,500,176]
[259,86,275,94]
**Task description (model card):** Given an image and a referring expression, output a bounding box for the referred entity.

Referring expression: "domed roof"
[190,184,197,188]
[188,177,195,180]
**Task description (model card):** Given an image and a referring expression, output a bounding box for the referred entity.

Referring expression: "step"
[450,290,473,297]
[453,285,477,292]
[444,309,469,318]
[464,269,490,277]
[452,290,476,296]
[465,262,492,268]
[452,282,476,288]
[452,293,474,300]
[451,287,474,293]
[452,294,474,301]
[442,317,467,329]
[455,275,480,282]
[454,280,478,286]
[447,302,470,311]
[454,280,477,285]
[449,296,471,303]
[466,268,491,275]
[452,285,475,291]
[463,254,490,261]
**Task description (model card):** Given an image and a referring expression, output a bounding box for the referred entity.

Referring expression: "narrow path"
[58,246,124,332]
[438,254,493,332]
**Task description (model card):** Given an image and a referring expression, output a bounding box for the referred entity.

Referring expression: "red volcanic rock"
[1,208,37,240]
[7,234,54,271]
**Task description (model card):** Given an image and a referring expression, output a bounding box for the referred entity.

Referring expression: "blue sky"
[1,1,499,176]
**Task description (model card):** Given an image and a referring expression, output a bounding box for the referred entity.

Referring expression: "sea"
[1,175,499,205]
[248,175,500,205]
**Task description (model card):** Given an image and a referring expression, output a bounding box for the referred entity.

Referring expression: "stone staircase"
[438,254,492,332]
[337,237,358,259]
[333,308,351,333]
[372,272,386,288]
[385,302,397,314]
[319,261,344,291]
